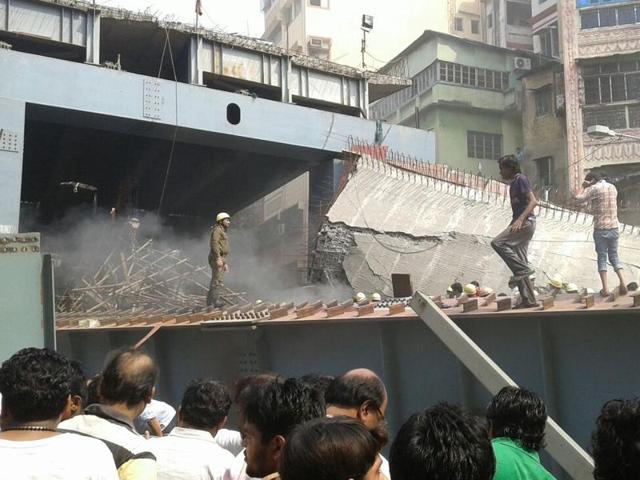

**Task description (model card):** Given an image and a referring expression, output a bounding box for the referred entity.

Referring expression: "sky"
[103,0,265,37]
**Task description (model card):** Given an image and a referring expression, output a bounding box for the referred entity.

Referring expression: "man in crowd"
[61,359,89,421]
[389,402,495,480]
[573,172,627,296]
[207,212,231,308]
[325,368,390,479]
[242,377,324,479]
[486,386,556,480]
[60,347,158,479]
[491,155,538,309]
[592,398,640,480]
[0,347,119,479]
[149,380,235,480]
[135,398,177,437]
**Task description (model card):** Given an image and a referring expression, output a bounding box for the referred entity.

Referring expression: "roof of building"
[55,291,640,332]
[381,29,537,74]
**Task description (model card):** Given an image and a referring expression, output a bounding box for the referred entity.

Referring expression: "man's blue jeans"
[594,228,621,272]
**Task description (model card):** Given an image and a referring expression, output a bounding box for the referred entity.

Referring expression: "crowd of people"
[0,346,638,480]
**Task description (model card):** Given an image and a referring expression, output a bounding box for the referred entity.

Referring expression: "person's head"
[585,172,603,185]
[242,377,325,478]
[626,281,638,292]
[471,280,480,288]
[390,402,495,480]
[179,379,231,434]
[100,348,158,416]
[60,360,88,421]
[325,369,388,433]
[498,155,521,180]
[216,212,231,229]
[0,347,74,427]
[233,373,280,422]
[450,282,464,297]
[300,373,334,410]
[592,398,640,480]
[86,373,102,406]
[280,417,384,480]
[486,386,547,452]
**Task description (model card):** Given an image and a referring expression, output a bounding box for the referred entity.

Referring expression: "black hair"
[180,379,231,430]
[243,377,324,443]
[233,373,280,407]
[86,374,102,406]
[69,360,88,409]
[592,398,640,480]
[471,281,480,288]
[627,282,638,292]
[486,386,547,451]
[100,348,158,407]
[280,417,381,480]
[325,373,386,411]
[498,155,521,174]
[585,172,603,183]
[300,373,334,410]
[390,402,495,480]
[450,282,464,295]
[0,347,74,422]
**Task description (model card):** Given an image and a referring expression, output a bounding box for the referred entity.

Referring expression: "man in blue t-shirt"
[491,155,538,308]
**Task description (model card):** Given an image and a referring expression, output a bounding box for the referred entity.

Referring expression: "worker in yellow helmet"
[207,212,231,308]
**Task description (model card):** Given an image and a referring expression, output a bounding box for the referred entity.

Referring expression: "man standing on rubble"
[491,155,538,309]
[207,212,231,308]
[573,172,627,297]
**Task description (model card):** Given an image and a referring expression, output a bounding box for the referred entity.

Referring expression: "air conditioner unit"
[513,56,532,70]
[308,37,331,49]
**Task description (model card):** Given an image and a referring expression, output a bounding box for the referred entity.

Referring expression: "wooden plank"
[326,300,338,308]
[632,293,640,308]
[541,297,554,310]
[269,307,290,320]
[388,303,406,315]
[497,297,512,312]
[357,304,375,317]
[583,295,595,309]
[462,298,479,313]
[295,301,308,310]
[483,293,497,306]
[326,305,346,317]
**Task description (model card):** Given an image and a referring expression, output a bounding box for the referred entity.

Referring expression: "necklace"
[3,426,57,432]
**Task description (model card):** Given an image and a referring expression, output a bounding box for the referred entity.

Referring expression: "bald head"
[325,368,388,425]
[100,348,158,408]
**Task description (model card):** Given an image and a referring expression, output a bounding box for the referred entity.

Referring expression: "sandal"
[599,289,610,297]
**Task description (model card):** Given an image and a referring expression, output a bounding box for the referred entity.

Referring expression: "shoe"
[513,302,538,309]
[619,285,628,296]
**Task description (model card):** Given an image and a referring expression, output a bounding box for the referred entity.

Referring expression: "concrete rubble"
[313,154,640,297]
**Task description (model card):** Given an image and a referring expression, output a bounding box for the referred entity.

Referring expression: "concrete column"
[281,56,292,103]
[85,10,100,64]
[0,98,25,234]
[188,36,204,85]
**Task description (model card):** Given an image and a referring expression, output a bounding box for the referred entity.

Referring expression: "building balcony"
[577,24,640,59]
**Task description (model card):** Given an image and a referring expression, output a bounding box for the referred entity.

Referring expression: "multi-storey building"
[484,0,534,50]
[370,31,532,178]
[261,0,484,69]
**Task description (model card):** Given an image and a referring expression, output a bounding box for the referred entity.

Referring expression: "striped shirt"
[575,180,619,230]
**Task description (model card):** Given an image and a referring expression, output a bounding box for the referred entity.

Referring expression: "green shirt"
[492,438,556,480]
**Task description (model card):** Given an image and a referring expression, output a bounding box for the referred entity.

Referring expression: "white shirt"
[228,450,260,480]
[0,432,119,480]
[149,426,234,480]
[214,428,243,456]
[136,400,177,432]
[380,453,391,480]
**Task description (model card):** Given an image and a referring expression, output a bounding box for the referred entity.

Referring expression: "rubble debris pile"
[56,239,247,316]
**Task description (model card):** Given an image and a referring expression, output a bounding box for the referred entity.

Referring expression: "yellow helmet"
[549,275,563,289]
[354,292,366,302]
[463,284,477,295]
[371,293,382,302]
[216,212,231,223]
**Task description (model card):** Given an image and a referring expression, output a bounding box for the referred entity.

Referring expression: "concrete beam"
[410,292,594,480]
[0,49,430,158]
[0,98,25,233]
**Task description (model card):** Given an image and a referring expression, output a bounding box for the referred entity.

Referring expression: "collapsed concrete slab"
[313,155,640,296]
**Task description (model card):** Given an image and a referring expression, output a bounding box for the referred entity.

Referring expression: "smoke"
[28,206,353,305]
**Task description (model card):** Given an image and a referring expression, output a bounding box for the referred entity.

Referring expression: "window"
[535,157,553,188]
[535,87,551,116]
[455,17,464,31]
[618,5,636,24]
[581,5,640,29]
[583,106,627,130]
[487,14,493,28]
[436,61,508,91]
[581,11,600,28]
[599,8,616,26]
[468,131,502,160]
[583,59,640,104]
[471,20,480,34]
